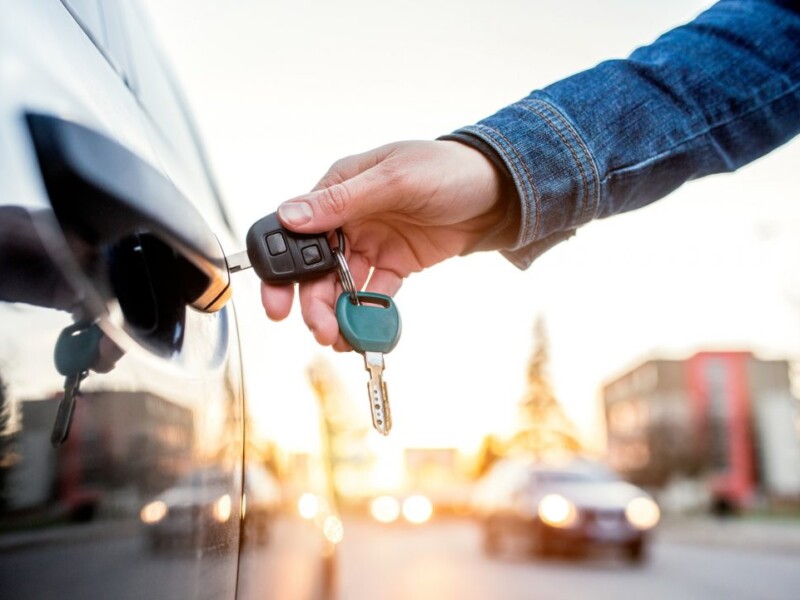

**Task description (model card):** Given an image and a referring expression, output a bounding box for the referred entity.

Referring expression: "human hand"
[261,140,508,350]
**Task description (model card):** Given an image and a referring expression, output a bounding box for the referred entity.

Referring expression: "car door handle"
[26,113,231,312]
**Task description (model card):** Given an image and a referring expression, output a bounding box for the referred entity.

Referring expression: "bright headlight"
[370,495,401,523]
[625,497,660,530]
[538,494,577,528]
[140,500,167,524]
[402,495,433,524]
[298,493,320,520]
[213,494,232,523]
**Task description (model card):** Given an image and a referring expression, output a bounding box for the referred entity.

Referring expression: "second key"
[336,291,402,436]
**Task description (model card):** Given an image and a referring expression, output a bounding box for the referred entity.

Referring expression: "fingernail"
[278,201,312,227]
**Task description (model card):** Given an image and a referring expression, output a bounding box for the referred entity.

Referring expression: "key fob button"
[245,212,336,283]
[301,244,322,265]
[266,232,287,255]
[270,253,294,275]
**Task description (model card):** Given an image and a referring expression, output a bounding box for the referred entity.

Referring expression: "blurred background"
[138,0,800,597]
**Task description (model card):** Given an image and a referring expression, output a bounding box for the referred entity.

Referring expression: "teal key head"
[54,321,103,376]
[336,291,401,354]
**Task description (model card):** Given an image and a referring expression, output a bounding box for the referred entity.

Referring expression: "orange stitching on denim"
[530,99,601,220]
[520,102,591,227]
[474,123,541,241]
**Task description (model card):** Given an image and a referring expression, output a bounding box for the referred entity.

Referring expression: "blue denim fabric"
[449,0,800,268]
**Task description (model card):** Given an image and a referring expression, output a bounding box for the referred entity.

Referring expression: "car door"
[0,2,243,598]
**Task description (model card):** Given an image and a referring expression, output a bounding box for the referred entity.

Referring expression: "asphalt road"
[336,517,800,600]
[4,516,798,599]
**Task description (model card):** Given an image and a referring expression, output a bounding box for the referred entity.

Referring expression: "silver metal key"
[334,250,401,437]
[226,250,251,273]
[51,371,86,446]
[364,351,392,436]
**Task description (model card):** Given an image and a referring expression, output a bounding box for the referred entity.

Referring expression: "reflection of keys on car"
[226,212,337,283]
[336,291,402,436]
[51,321,102,447]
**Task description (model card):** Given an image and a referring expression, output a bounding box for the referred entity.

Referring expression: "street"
[4,515,800,599]
[336,517,800,600]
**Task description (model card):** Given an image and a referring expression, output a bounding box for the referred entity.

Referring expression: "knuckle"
[329,157,351,177]
[317,183,351,216]
[318,161,347,188]
[378,160,410,191]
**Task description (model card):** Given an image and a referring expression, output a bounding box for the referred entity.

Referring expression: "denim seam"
[528,98,601,221]
[467,124,540,244]
[519,101,597,227]
[607,78,800,179]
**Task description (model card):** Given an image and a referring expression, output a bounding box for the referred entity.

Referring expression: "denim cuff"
[450,93,600,269]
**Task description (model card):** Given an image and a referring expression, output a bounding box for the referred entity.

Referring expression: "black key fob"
[245,212,336,284]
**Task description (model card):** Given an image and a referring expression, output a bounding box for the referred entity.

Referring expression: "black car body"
[0,2,337,598]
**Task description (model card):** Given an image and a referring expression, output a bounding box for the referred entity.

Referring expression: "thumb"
[277,169,391,233]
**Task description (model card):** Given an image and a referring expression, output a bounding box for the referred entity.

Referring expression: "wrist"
[438,136,521,253]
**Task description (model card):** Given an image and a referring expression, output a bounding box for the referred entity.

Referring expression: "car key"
[227,212,337,284]
[336,291,402,436]
[51,321,102,447]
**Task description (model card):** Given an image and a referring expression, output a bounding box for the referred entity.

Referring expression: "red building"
[604,352,800,511]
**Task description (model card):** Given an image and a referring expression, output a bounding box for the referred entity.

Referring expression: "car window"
[532,468,619,485]
[62,0,105,45]
[114,2,230,231]
[61,1,133,85]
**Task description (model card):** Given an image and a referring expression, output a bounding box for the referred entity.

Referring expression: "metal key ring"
[332,246,359,305]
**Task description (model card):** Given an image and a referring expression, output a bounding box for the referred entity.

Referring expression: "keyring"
[332,229,359,305]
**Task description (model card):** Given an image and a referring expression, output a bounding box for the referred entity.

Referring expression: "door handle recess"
[26,113,231,313]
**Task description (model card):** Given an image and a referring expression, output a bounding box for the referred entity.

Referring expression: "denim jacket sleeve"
[444,0,800,269]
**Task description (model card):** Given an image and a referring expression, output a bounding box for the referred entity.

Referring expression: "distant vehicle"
[141,467,235,551]
[241,464,283,545]
[473,458,660,563]
[368,493,434,525]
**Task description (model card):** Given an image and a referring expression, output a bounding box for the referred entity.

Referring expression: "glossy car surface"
[0,1,336,598]
[473,457,659,562]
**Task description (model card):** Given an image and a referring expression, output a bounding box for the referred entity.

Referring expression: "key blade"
[51,373,83,447]
[226,250,251,273]
[364,351,392,436]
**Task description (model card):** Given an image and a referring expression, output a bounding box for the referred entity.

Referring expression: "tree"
[511,317,582,457]
[473,434,503,479]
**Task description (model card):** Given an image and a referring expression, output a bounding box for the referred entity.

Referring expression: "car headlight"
[140,500,168,524]
[212,494,232,523]
[538,494,577,528]
[625,497,660,530]
[370,495,401,523]
[402,495,433,524]
[298,493,321,520]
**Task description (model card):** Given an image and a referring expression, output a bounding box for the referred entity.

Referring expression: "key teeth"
[363,352,392,436]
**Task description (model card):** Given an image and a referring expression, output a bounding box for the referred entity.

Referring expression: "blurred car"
[0,2,337,598]
[368,493,434,525]
[473,458,660,562]
[141,467,236,551]
[241,463,282,545]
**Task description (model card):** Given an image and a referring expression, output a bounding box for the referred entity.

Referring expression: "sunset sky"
[142,0,800,472]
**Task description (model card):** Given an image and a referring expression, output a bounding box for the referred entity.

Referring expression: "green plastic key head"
[336,292,402,354]
[54,321,103,376]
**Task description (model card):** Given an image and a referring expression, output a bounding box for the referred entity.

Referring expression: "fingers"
[261,282,294,321]
[297,251,371,349]
[278,147,408,234]
[91,334,125,374]
[365,267,404,297]
[278,172,388,234]
[312,144,399,191]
